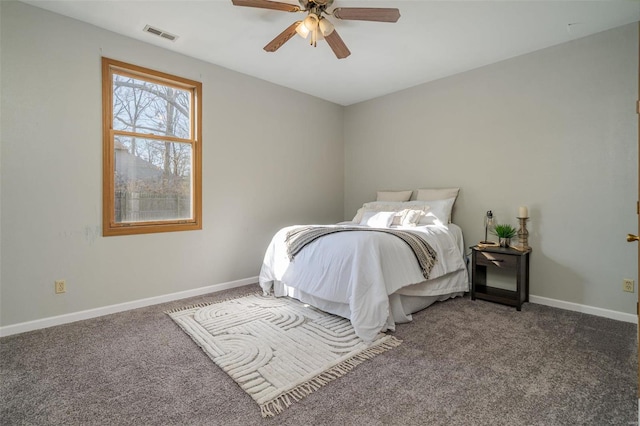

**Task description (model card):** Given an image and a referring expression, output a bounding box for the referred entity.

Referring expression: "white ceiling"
[22,0,640,106]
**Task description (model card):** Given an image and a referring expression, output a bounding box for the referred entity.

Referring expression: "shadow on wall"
[528,209,585,305]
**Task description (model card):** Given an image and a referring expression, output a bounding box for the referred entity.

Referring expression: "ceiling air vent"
[143,25,178,42]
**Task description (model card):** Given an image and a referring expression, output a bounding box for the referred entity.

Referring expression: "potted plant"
[492,224,517,248]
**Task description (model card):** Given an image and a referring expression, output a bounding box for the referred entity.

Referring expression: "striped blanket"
[285,226,437,280]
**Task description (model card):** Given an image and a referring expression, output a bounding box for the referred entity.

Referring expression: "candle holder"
[516,217,529,250]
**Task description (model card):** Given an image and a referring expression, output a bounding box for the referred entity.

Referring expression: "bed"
[259,191,469,341]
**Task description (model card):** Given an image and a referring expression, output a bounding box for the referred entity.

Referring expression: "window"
[102,58,202,236]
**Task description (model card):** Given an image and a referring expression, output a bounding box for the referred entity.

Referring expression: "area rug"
[167,293,402,417]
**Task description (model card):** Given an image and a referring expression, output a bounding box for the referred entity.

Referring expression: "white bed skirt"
[269,268,468,333]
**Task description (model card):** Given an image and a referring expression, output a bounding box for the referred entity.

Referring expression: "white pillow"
[418,197,456,225]
[352,201,431,223]
[415,188,459,202]
[391,209,409,226]
[402,209,426,226]
[353,201,402,223]
[376,190,412,202]
[360,211,395,227]
[388,209,426,226]
[419,212,442,226]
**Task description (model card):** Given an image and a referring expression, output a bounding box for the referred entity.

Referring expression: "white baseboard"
[529,294,637,324]
[2,282,635,338]
[0,276,258,338]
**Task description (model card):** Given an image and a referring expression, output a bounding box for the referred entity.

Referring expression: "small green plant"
[492,224,517,239]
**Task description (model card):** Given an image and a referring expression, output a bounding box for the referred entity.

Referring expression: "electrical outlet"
[623,278,634,293]
[55,280,66,294]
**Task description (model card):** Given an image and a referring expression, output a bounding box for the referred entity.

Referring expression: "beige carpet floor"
[1,284,637,425]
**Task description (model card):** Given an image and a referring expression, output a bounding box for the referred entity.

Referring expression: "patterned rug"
[167,293,402,417]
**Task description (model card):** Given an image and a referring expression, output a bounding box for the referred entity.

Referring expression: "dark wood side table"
[471,245,531,311]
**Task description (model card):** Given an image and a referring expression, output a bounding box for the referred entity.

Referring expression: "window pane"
[114,135,192,223]
[112,74,191,139]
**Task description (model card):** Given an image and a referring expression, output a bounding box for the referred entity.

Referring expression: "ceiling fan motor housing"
[300,0,334,8]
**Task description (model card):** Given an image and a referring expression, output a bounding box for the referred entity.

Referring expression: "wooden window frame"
[102,57,202,236]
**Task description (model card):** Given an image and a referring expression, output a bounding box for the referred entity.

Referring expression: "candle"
[518,206,528,218]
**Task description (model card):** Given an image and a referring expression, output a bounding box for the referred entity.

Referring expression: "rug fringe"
[259,335,402,418]
[164,291,262,314]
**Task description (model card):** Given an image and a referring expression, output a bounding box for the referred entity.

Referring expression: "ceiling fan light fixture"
[295,21,310,38]
[318,17,334,36]
[302,13,319,32]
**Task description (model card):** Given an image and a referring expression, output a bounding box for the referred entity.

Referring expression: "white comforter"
[259,223,467,341]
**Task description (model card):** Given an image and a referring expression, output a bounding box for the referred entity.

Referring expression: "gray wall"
[344,23,638,314]
[0,2,344,326]
[1,1,637,328]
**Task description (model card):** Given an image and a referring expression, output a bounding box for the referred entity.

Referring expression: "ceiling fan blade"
[333,8,400,23]
[264,22,300,52]
[232,0,301,12]
[324,30,351,59]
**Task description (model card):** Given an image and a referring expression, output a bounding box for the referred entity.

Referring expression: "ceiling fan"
[231,0,401,59]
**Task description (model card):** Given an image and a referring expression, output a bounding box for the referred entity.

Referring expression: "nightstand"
[471,245,531,311]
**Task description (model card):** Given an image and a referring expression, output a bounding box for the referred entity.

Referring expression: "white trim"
[530,294,637,324]
[2,284,635,337]
[0,277,258,338]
